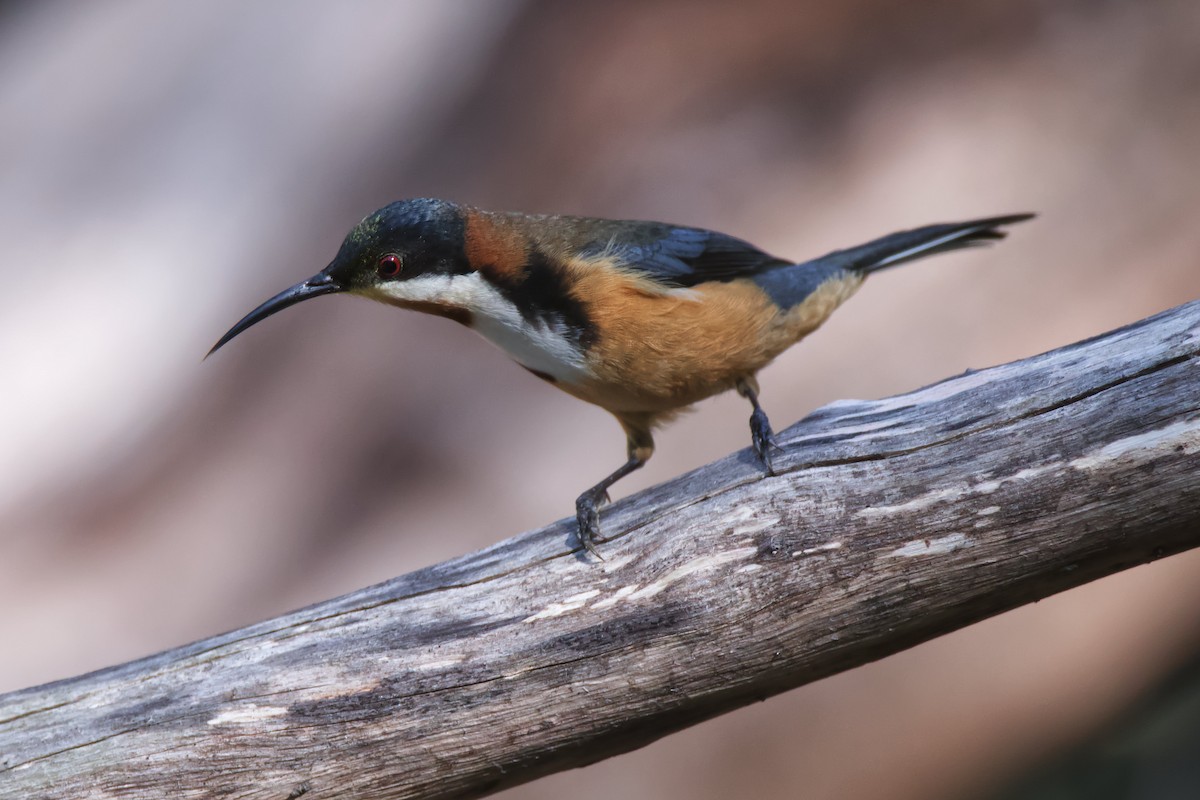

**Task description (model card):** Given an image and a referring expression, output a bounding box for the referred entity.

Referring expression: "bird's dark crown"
[324,198,470,289]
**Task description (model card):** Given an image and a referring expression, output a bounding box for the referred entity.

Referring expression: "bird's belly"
[575,283,784,412]
[567,272,863,414]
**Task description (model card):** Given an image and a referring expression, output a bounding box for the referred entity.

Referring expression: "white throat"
[372,272,589,382]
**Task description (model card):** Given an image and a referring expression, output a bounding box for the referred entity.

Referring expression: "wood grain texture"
[2,301,1199,800]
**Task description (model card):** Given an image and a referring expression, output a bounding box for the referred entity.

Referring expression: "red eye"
[377,254,402,278]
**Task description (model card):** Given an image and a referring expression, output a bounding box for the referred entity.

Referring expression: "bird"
[209,199,1032,557]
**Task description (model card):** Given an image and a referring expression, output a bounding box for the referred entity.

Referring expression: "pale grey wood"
[2,301,1199,800]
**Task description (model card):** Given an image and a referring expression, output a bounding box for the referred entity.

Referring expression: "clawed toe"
[749,406,779,475]
[574,495,606,559]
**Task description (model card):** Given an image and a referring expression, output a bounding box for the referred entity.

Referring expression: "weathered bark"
[2,301,1198,800]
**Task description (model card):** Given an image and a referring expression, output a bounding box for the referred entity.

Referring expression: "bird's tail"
[810,213,1035,276]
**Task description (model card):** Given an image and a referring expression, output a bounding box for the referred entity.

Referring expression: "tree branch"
[3,301,1199,800]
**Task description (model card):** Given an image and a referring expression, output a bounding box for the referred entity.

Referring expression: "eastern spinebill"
[209,199,1032,557]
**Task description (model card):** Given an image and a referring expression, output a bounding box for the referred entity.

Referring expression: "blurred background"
[2,0,1199,797]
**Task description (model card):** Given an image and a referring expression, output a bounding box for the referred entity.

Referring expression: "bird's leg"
[737,377,779,475]
[575,422,653,558]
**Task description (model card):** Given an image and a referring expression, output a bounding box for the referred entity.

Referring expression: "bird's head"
[208,198,471,356]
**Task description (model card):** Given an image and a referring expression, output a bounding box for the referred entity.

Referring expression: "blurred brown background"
[2,1,1199,798]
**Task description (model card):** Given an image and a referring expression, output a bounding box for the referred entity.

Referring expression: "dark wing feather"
[579,222,790,287]
[565,213,1034,293]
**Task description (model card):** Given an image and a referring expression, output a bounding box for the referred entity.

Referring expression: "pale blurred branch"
[2,301,1199,800]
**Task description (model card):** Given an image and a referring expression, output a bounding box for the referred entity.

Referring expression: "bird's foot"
[750,406,781,475]
[574,488,609,560]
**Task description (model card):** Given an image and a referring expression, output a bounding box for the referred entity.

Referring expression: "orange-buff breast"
[564,262,863,415]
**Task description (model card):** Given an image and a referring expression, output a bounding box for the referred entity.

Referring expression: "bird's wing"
[581,222,791,287]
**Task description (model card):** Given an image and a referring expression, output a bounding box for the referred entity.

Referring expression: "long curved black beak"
[206,273,343,358]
